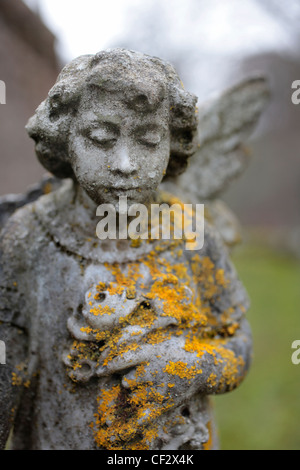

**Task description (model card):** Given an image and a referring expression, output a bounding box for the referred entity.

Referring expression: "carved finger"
[96,336,186,377]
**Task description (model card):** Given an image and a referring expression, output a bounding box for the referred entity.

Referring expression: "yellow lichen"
[63,195,247,449]
[90,305,116,316]
[11,372,22,386]
[164,360,202,380]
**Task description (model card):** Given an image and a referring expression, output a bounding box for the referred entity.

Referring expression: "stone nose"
[110,144,138,176]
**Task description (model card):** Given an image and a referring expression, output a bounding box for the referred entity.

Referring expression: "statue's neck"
[72,183,159,238]
[74,183,99,223]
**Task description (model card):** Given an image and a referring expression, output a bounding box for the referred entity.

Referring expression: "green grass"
[213,241,300,450]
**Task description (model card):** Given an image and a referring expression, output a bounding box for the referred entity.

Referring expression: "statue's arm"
[95,316,252,400]
[183,316,252,397]
[114,222,253,403]
[0,213,30,449]
[0,322,28,449]
[182,220,253,395]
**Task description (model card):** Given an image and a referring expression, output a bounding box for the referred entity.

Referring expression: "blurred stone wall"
[0,0,60,196]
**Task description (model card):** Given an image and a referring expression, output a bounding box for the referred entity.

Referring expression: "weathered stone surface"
[204,199,243,248]
[0,175,61,231]
[0,48,254,450]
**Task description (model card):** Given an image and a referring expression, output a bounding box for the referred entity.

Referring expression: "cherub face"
[68,89,170,208]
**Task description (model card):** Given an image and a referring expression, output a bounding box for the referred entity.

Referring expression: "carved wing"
[163,76,270,202]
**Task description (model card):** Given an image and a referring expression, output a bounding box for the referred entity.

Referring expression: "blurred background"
[0,0,299,449]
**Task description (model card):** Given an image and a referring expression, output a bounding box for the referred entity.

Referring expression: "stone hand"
[95,328,246,424]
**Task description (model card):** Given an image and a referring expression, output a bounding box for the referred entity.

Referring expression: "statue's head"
[26,49,198,206]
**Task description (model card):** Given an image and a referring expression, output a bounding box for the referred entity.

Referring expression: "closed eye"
[137,132,162,147]
[88,128,118,148]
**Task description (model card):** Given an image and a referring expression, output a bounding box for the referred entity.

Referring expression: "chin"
[110,188,154,204]
[84,185,156,209]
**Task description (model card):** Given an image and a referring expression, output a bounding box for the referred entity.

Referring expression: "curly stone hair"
[26,48,198,179]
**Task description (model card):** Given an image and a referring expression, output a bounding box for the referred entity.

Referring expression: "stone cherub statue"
[0,49,266,450]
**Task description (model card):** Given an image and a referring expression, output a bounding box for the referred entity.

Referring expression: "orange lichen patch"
[192,257,218,301]
[185,337,220,363]
[211,307,240,337]
[191,255,220,299]
[78,326,107,342]
[203,420,213,450]
[80,326,93,335]
[141,253,163,281]
[143,275,207,331]
[71,319,145,371]
[107,283,124,296]
[43,181,52,194]
[131,238,142,248]
[184,336,245,391]
[207,373,217,387]
[188,253,241,337]
[135,362,149,377]
[104,342,141,367]
[105,263,143,288]
[126,286,136,299]
[11,372,22,386]
[90,305,116,316]
[92,380,172,450]
[215,269,230,288]
[220,307,235,323]
[164,360,202,380]
[12,362,30,388]
[23,380,31,389]
[119,302,157,329]
[239,304,246,313]
[226,322,239,336]
[96,282,106,292]
[10,407,16,423]
[95,331,107,341]
[146,328,172,345]
[130,330,143,337]
[15,362,27,372]
[91,359,176,449]
[172,262,189,280]
[67,335,109,373]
